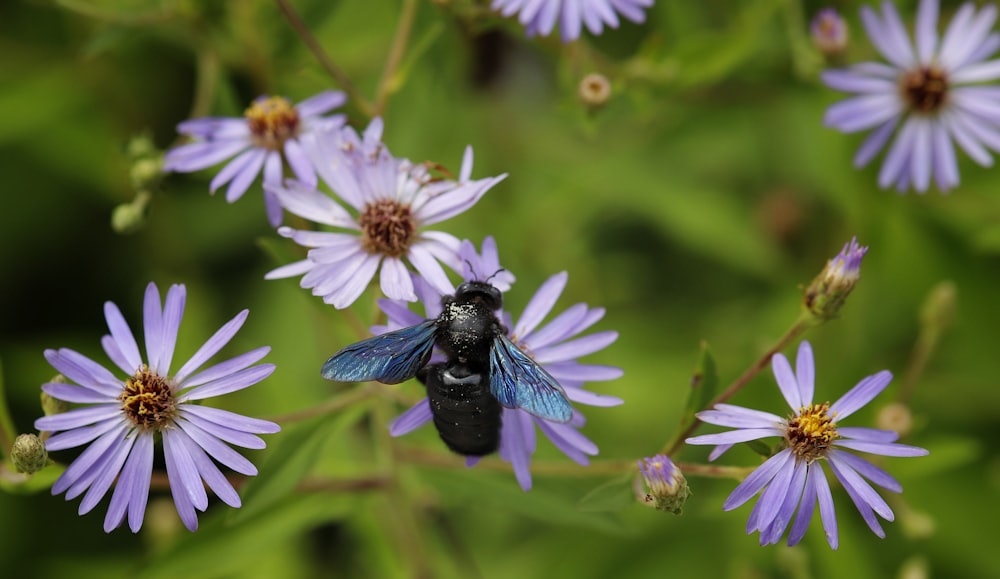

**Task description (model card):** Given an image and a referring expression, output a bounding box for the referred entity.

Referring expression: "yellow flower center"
[119,366,177,430]
[358,199,416,257]
[901,66,949,114]
[245,96,300,150]
[784,402,838,462]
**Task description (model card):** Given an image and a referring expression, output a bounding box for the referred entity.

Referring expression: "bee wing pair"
[321,322,573,423]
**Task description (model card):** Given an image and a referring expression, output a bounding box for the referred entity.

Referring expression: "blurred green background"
[2,0,998,577]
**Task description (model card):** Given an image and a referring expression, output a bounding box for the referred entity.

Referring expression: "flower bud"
[636,454,689,514]
[111,190,151,235]
[803,237,868,321]
[41,383,70,417]
[579,73,611,110]
[811,8,848,56]
[876,402,913,438]
[10,433,48,474]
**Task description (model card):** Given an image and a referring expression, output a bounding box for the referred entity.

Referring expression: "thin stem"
[373,0,419,116]
[663,314,814,457]
[274,0,374,118]
[397,446,636,476]
[675,461,755,481]
[265,384,375,424]
[298,474,392,493]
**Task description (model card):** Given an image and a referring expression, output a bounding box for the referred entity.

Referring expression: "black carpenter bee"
[321,280,572,455]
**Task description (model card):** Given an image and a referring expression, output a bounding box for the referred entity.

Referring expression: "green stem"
[373,0,419,116]
[675,461,755,481]
[397,446,636,476]
[273,0,374,118]
[662,314,815,457]
[0,367,15,455]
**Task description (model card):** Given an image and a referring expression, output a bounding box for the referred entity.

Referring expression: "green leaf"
[139,493,354,579]
[228,402,368,524]
[577,473,636,513]
[0,462,65,495]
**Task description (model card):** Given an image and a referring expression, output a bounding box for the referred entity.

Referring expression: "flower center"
[119,366,177,430]
[900,66,949,114]
[358,199,416,257]
[784,402,838,462]
[245,96,300,150]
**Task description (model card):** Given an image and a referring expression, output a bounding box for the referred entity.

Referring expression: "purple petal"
[36,404,123,432]
[177,420,257,476]
[812,463,840,549]
[173,310,249,384]
[51,422,129,495]
[182,405,280,435]
[563,387,623,407]
[179,346,270,390]
[41,382,112,404]
[795,341,814,405]
[833,439,929,457]
[142,282,164,372]
[103,301,143,374]
[45,349,121,396]
[914,0,939,64]
[686,427,782,447]
[830,370,893,419]
[44,418,122,451]
[104,431,153,533]
[760,459,807,545]
[177,415,267,450]
[824,93,902,133]
[174,428,242,508]
[695,408,783,429]
[827,457,892,535]
[163,430,206,531]
[180,364,276,401]
[787,462,819,546]
[724,449,793,511]
[751,452,797,534]
[853,117,900,168]
[837,426,899,443]
[163,139,249,173]
[828,449,902,492]
[380,257,417,302]
[284,139,317,188]
[513,272,567,339]
[771,352,801,410]
[533,331,617,364]
[390,399,434,436]
[78,432,136,516]
[545,361,623,383]
[157,284,186,375]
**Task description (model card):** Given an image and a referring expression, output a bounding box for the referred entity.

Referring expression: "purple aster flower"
[265,119,507,309]
[823,0,1000,192]
[686,341,928,549]
[34,282,280,533]
[163,91,346,226]
[811,8,849,55]
[491,0,654,43]
[385,239,623,490]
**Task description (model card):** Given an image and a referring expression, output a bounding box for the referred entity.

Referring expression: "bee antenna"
[485,268,506,284]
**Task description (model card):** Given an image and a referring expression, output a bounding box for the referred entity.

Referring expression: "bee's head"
[453,281,503,311]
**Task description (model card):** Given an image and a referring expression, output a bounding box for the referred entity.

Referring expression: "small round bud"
[876,402,913,438]
[111,191,151,235]
[811,8,848,56]
[10,433,48,474]
[579,73,611,110]
[130,157,164,190]
[636,454,690,514]
[125,132,158,160]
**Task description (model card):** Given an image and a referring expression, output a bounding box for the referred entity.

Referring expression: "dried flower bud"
[803,237,868,321]
[637,454,689,514]
[10,433,48,474]
[579,73,611,110]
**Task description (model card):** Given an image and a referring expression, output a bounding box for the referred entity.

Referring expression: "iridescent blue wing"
[321,320,437,384]
[488,333,573,422]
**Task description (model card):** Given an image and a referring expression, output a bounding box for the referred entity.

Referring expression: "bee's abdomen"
[420,363,502,456]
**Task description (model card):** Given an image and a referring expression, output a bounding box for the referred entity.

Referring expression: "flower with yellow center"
[687,341,928,549]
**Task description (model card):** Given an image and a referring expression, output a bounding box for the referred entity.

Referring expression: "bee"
[321,280,573,455]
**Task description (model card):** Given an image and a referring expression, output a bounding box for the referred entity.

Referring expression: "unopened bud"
[579,73,611,110]
[130,157,164,191]
[41,386,70,417]
[803,237,868,321]
[111,190,151,235]
[919,280,956,334]
[10,433,48,474]
[811,8,848,56]
[877,402,913,438]
[636,454,689,514]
